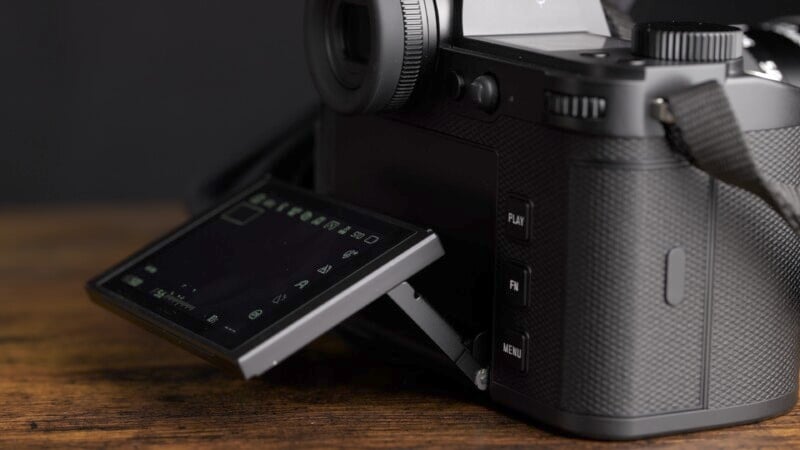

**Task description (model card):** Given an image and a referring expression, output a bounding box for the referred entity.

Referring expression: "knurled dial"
[632,22,744,62]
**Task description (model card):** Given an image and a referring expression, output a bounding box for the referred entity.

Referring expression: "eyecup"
[305,0,438,115]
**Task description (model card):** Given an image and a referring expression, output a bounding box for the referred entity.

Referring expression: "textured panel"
[491,125,707,411]
[327,95,800,419]
[408,107,800,415]
[709,127,800,409]
[560,162,709,417]
[491,119,570,406]
[389,106,570,406]
[747,127,800,179]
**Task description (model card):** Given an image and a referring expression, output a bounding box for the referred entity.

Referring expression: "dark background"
[2,0,799,204]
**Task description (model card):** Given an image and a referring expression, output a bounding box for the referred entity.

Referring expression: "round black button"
[468,75,500,113]
[446,71,466,100]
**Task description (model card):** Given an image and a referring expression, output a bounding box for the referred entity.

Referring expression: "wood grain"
[1,204,799,449]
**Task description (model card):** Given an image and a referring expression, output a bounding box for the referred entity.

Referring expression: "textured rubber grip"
[663,81,800,234]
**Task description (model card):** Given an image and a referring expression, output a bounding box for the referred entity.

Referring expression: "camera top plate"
[87,179,443,378]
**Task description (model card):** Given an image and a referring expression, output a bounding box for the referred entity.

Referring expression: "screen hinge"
[387,282,489,391]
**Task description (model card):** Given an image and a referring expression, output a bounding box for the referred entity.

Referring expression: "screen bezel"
[86,178,429,369]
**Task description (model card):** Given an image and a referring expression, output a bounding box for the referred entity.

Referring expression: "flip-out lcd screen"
[96,181,419,351]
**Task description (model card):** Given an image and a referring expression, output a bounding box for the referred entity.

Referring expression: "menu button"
[498,330,527,372]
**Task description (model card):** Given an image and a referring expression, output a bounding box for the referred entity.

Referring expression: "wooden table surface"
[2,204,800,449]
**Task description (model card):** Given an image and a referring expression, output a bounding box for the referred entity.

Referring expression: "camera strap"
[654,81,800,234]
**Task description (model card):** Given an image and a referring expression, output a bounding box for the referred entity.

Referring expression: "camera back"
[308,0,800,439]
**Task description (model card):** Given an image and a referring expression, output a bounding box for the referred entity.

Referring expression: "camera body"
[307,0,800,439]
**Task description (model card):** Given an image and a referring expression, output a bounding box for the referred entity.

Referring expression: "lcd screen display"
[100,183,415,350]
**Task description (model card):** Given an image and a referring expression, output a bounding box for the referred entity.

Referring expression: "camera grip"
[662,81,800,235]
[555,125,800,418]
[560,157,711,417]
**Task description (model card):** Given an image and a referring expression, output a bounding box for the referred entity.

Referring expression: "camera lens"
[305,0,441,114]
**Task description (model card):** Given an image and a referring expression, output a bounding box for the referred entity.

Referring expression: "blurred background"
[2,0,800,204]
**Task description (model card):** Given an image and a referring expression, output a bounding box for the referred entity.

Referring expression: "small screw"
[474,368,489,391]
[651,98,676,125]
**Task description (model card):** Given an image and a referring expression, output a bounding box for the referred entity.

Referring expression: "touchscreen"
[101,184,414,350]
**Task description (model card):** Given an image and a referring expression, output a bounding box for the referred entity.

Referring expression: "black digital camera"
[88,0,800,441]
[305,0,800,439]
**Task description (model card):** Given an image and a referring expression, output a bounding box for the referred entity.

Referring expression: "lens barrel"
[305,0,440,114]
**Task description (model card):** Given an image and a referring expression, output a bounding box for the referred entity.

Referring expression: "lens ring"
[385,0,435,110]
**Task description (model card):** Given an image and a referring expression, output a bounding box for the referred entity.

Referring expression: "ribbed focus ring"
[387,0,428,109]
[633,23,744,62]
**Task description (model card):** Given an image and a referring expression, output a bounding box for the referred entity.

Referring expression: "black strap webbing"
[661,81,800,234]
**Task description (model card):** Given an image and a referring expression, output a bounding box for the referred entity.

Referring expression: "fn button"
[501,262,529,306]
[506,196,532,241]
